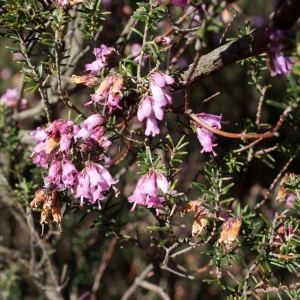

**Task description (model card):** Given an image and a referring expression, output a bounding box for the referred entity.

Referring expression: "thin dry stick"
[254,155,296,211]
[189,112,278,139]
[233,138,263,153]
[184,52,202,112]
[121,263,154,300]
[164,7,197,37]
[90,238,117,299]
[139,281,171,300]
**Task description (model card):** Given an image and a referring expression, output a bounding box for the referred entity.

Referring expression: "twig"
[254,155,296,211]
[121,263,154,300]
[90,238,117,299]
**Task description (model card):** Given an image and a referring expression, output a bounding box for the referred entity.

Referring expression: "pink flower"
[150,72,174,107]
[128,171,168,212]
[271,54,293,76]
[46,158,63,188]
[131,43,144,64]
[85,45,120,75]
[0,88,19,108]
[195,113,223,157]
[76,114,105,141]
[61,158,78,190]
[74,162,118,209]
[137,96,164,136]
[29,120,79,167]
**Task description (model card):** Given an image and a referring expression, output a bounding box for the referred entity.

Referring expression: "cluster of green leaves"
[79,0,108,40]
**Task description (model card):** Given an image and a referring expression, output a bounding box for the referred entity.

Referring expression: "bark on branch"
[171,0,300,91]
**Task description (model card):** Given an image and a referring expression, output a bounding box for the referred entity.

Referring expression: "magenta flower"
[29,120,79,167]
[195,113,223,157]
[150,72,174,107]
[85,45,120,75]
[46,158,63,189]
[128,171,168,212]
[271,54,293,76]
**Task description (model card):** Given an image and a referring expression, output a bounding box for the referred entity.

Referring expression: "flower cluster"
[195,113,223,156]
[29,114,118,209]
[137,72,174,136]
[128,170,168,213]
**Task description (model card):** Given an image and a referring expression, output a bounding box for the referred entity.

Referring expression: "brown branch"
[171,0,300,91]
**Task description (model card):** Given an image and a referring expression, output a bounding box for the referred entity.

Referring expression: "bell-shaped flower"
[271,54,293,76]
[46,158,63,189]
[76,114,105,141]
[150,72,174,107]
[29,119,79,167]
[128,171,168,212]
[195,113,223,157]
[137,96,164,136]
[85,45,120,75]
[61,158,78,190]
[74,162,118,210]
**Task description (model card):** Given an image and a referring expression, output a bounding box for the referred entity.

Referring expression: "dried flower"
[219,217,242,244]
[28,188,62,236]
[71,74,99,88]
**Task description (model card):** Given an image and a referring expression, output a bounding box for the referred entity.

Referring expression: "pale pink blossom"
[85,45,120,75]
[76,114,105,141]
[85,74,124,113]
[0,88,20,108]
[74,162,118,209]
[137,96,164,136]
[150,72,174,107]
[195,113,223,157]
[128,171,168,212]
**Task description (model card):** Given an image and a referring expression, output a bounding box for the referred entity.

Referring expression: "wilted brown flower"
[71,74,99,88]
[219,217,242,244]
[28,188,62,236]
